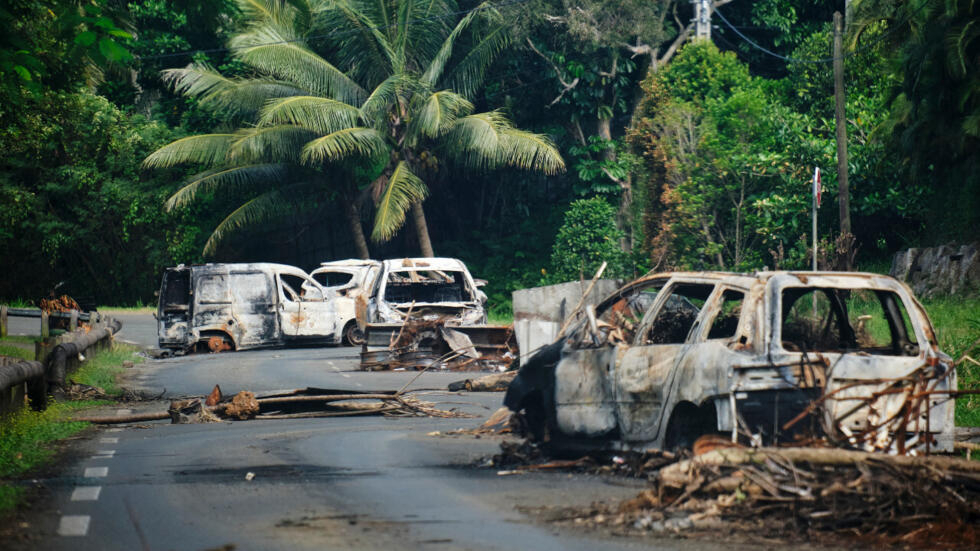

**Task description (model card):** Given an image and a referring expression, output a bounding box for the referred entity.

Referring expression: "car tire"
[343,320,365,346]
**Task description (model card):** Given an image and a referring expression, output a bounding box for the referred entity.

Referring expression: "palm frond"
[143,134,237,168]
[231,25,367,104]
[316,1,396,86]
[408,90,473,140]
[360,73,404,122]
[165,164,291,211]
[162,65,308,118]
[421,1,498,88]
[444,25,509,99]
[203,181,318,255]
[371,161,428,242]
[443,111,565,174]
[228,125,319,163]
[498,127,565,175]
[258,96,361,134]
[302,127,389,163]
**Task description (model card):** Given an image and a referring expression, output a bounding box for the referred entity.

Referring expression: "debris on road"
[74,386,473,424]
[448,371,516,392]
[360,318,516,371]
[571,446,979,548]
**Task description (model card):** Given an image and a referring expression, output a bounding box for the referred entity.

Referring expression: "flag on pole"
[812,167,822,208]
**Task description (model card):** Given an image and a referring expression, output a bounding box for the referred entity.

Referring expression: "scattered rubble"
[360,318,516,371]
[74,387,473,424]
[447,371,516,392]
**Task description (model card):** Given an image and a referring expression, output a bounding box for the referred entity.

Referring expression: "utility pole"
[833,11,851,266]
[693,0,712,41]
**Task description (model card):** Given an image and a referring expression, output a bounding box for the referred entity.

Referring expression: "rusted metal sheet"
[506,271,957,455]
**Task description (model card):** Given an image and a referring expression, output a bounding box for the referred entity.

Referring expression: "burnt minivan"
[157,263,342,352]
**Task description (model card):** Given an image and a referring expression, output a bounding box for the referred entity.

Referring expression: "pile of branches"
[75,386,474,424]
[596,447,980,548]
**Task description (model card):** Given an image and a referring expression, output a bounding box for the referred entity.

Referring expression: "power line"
[713,6,924,65]
[135,0,531,63]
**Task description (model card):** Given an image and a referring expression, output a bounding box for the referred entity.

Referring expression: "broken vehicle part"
[505,271,957,455]
[360,319,516,371]
[308,259,381,345]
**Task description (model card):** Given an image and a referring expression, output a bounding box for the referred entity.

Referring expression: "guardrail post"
[1,305,7,338]
[69,309,78,332]
[40,311,49,339]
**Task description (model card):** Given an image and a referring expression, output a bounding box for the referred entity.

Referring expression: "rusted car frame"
[309,260,381,345]
[157,263,342,352]
[505,271,956,454]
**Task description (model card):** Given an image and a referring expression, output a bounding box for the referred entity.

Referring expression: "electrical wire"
[134,0,531,62]
[714,4,928,65]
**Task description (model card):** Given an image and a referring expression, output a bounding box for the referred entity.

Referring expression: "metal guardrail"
[0,306,121,413]
[5,308,92,322]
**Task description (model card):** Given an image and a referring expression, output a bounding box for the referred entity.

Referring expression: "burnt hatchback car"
[505,272,956,454]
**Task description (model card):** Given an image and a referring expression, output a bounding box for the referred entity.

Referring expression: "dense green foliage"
[0,0,977,313]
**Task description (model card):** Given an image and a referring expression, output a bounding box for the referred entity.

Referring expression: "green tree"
[144,0,564,258]
[548,197,627,282]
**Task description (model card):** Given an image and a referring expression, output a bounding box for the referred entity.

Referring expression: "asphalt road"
[16,313,745,550]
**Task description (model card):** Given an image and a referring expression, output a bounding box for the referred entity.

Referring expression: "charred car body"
[366,258,488,326]
[309,259,381,345]
[505,272,956,454]
[157,263,343,352]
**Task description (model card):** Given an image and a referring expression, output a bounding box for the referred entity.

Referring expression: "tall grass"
[920,296,980,427]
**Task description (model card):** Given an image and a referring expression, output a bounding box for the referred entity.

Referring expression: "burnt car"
[367,258,488,325]
[309,259,381,345]
[157,263,343,352]
[505,272,956,454]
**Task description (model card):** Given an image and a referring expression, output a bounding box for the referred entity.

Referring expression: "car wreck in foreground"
[505,271,956,455]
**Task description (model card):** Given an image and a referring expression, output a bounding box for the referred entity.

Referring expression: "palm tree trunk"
[345,201,371,259]
[411,201,434,257]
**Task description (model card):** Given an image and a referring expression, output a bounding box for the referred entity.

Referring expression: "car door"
[612,281,717,443]
[277,270,339,339]
[227,270,278,347]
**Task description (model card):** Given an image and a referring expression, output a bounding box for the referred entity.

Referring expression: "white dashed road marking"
[84,467,108,478]
[57,515,91,536]
[71,486,102,501]
[93,450,115,459]
[100,437,119,444]
[116,409,132,415]
[107,428,122,433]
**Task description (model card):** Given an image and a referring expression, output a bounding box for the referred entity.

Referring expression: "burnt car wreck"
[157,263,343,353]
[505,272,957,455]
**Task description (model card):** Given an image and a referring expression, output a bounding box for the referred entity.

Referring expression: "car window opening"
[781,288,918,356]
[645,283,714,345]
[707,289,744,340]
[384,270,473,303]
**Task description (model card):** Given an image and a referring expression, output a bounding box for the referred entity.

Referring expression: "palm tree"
[144,0,565,257]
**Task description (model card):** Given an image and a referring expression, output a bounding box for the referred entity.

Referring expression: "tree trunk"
[411,201,435,257]
[344,200,370,259]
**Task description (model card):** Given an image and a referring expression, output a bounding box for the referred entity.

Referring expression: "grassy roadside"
[0,342,141,513]
[920,296,980,427]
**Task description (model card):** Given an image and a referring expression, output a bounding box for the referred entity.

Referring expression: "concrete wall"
[512,279,622,365]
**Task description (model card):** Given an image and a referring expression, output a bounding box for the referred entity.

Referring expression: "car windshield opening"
[384,270,472,304]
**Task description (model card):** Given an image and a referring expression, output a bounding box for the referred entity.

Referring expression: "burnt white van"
[156,263,342,352]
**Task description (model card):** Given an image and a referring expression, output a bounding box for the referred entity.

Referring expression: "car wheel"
[664,402,717,452]
[343,320,365,346]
